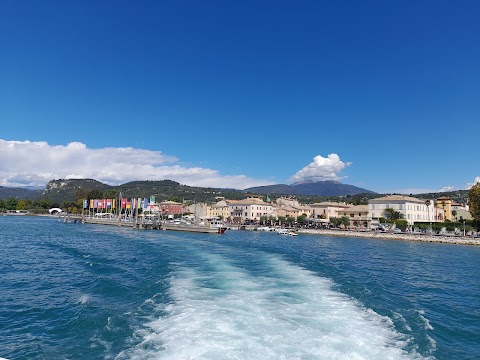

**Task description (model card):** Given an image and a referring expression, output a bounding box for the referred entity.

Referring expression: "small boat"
[276,229,297,236]
[257,226,274,232]
[162,222,227,234]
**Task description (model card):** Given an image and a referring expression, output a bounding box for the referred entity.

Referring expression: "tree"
[329,217,342,228]
[6,197,17,210]
[297,214,307,224]
[384,208,404,220]
[468,182,480,221]
[329,216,350,228]
[286,216,296,226]
[16,199,29,210]
[340,216,350,228]
[452,210,457,221]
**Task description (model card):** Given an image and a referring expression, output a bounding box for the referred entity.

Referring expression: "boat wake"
[118,251,429,359]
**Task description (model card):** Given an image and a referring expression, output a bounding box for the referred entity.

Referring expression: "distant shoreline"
[297,228,480,246]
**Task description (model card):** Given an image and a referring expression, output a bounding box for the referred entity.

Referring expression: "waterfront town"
[81,194,475,236]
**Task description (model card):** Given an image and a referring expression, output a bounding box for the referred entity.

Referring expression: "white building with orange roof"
[368,195,436,225]
[226,197,274,223]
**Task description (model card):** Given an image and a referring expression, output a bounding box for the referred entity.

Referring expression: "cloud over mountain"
[466,176,480,189]
[289,154,351,183]
[0,139,272,189]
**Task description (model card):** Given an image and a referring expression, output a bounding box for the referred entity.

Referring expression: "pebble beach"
[298,228,480,246]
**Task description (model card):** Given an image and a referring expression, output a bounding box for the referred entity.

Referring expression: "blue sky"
[1,0,479,193]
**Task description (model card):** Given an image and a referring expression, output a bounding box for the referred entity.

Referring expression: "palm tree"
[452,210,457,222]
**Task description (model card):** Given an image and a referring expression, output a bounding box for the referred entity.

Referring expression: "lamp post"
[425,199,432,234]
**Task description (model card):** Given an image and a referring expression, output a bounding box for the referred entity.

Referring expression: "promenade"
[298,228,480,246]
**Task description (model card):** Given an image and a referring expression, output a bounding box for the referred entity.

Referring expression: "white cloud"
[466,176,480,189]
[0,139,272,189]
[439,186,456,192]
[289,154,351,183]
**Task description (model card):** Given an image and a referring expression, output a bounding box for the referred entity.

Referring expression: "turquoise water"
[1,216,479,359]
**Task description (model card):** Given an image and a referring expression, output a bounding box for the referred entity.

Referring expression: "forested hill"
[0,178,472,207]
[40,179,246,204]
[0,186,42,200]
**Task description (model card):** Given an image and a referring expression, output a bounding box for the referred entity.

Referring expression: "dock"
[58,213,226,233]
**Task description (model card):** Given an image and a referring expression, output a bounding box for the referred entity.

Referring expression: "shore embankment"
[297,228,480,246]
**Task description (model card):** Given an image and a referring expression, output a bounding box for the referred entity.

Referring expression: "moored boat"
[162,222,227,234]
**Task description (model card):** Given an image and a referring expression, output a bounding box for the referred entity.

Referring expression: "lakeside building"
[273,197,312,219]
[338,205,372,229]
[308,202,350,220]
[451,201,473,221]
[158,200,185,215]
[227,197,274,223]
[206,200,230,219]
[186,202,208,219]
[436,196,453,221]
[368,195,436,225]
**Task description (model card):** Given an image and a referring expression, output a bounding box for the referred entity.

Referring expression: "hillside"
[39,179,246,204]
[0,186,43,200]
[245,180,376,197]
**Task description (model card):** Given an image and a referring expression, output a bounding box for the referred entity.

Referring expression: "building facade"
[338,205,371,229]
[227,197,274,223]
[308,202,350,220]
[368,195,436,225]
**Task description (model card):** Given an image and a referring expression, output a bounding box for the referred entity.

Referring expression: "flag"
[107,199,112,208]
[126,200,131,209]
[121,198,126,209]
[143,198,149,209]
[137,198,141,209]
[90,199,94,209]
[94,199,99,208]
[83,200,88,209]
[112,199,116,209]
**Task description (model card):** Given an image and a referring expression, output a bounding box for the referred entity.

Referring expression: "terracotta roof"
[436,196,451,200]
[343,205,369,212]
[226,198,269,205]
[310,201,349,207]
[368,195,425,204]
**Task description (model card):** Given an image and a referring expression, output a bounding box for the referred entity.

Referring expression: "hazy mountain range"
[244,180,375,197]
[0,179,469,206]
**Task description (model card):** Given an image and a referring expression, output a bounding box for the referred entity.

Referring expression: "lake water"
[1,216,479,359]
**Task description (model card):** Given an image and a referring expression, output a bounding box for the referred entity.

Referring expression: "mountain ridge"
[244,180,376,196]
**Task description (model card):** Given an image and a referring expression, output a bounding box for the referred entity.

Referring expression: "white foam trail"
[78,294,90,305]
[119,254,427,360]
[418,310,433,331]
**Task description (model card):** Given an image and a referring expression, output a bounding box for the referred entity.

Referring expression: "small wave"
[418,310,433,330]
[426,335,437,354]
[393,312,412,332]
[78,294,90,305]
